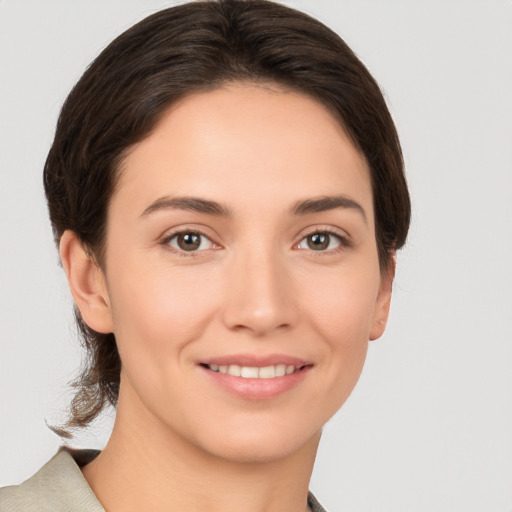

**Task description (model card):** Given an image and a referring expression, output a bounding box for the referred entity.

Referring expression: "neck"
[82,384,320,512]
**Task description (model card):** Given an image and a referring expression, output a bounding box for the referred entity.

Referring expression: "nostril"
[230,321,291,334]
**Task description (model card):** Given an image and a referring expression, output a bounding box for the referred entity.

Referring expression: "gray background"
[1,1,511,511]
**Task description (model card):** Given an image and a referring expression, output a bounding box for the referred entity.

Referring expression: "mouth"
[200,363,309,379]
[198,358,313,399]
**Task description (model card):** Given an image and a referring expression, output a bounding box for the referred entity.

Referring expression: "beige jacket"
[0,448,327,511]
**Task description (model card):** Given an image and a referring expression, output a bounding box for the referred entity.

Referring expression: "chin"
[190,422,322,464]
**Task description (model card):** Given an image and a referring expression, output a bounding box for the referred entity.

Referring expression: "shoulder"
[0,448,104,512]
[1,448,328,512]
[308,491,329,512]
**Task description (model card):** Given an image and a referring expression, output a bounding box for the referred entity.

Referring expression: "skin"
[60,83,393,512]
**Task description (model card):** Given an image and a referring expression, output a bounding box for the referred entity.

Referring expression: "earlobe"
[369,253,396,341]
[59,230,114,334]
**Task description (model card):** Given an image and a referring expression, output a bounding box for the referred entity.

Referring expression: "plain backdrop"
[1,1,511,511]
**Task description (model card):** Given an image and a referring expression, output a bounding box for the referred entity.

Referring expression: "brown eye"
[307,233,329,250]
[297,232,342,252]
[177,233,200,251]
[168,232,214,252]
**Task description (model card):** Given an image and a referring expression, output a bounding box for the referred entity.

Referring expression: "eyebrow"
[292,195,367,224]
[141,196,232,217]
[141,194,366,223]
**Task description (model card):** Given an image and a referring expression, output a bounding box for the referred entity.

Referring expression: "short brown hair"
[44,0,411,433]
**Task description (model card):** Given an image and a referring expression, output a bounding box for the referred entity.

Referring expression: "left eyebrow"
[291,195,367,224]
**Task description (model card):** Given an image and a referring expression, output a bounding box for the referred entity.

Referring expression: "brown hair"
[44,0,410,433]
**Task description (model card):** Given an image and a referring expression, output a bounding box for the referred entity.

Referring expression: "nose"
[221,245,298,337]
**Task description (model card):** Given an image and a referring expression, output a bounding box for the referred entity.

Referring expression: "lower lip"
[200,366,312,400]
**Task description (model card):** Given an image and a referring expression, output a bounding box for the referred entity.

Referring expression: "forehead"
[113,83,373,220]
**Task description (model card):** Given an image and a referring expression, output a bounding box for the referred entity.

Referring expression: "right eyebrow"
[140,196,232,218]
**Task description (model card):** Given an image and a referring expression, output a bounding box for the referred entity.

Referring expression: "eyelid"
[295,224,351,241]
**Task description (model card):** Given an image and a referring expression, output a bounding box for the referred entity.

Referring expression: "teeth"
[241,366,259,378]
[210,364,301,379]
[258,365,275,379]
[227,364,241,377]
[275,364,286,377]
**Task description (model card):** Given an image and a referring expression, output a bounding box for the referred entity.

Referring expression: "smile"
[199,358,312,400]
[205,364,302,379]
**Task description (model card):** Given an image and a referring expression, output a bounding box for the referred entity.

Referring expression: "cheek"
[107,259,222,362]
[301,264,381,345]
[303,269,379,408]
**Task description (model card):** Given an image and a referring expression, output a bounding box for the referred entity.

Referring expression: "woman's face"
[98,83,392,462]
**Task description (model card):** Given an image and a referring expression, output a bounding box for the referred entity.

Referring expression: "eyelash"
[160,228,352,257]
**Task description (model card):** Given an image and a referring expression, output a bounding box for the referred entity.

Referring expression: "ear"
[59,230,114,334]
[369,252,396,341]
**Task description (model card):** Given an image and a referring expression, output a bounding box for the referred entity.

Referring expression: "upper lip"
[199,354,312,368]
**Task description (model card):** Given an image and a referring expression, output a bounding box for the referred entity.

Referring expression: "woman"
[0,0,410,510]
